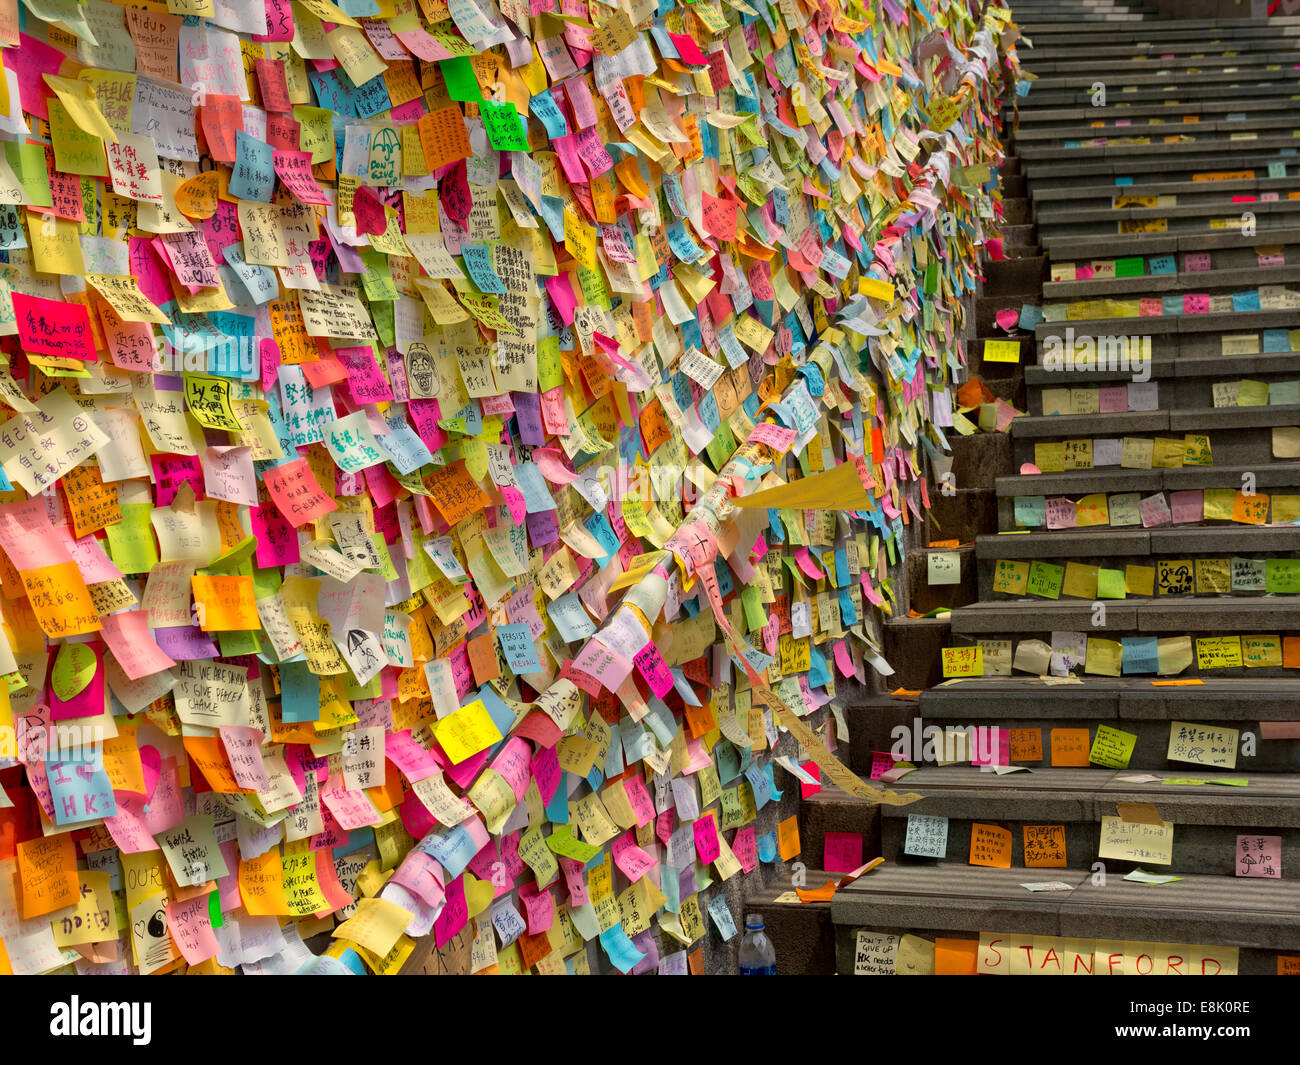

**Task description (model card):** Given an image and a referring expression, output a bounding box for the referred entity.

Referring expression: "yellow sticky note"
[435,698,504,763]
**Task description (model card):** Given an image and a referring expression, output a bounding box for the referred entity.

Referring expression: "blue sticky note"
[48,752,117,825]
[498,622,542,674]
[600,924,647,973]
[1233,290,1261,313]
[1263,329,1291,353]
[529,90,569,138]
[280,660,320,722]
[758,831,778,863]
[461,244,506,294]
[417,822,482,878]
[229,131,275,202]
[1121,635,1159,674]
[1149,255,1177,275]
[1014,495,1046,527]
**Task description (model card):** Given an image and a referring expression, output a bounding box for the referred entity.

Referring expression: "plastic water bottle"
[739,914,777,974]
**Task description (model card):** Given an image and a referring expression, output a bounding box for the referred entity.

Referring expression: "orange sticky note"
[1023,824,1068,868]
[1050,728,1090,767]
[183,736,251,794]
[190,574,259,631]
[22,561,101,639]
[174,170,219,219]
[17,834,79,918]
[777,814,801,861]
[238,849,290,916]
[1279,955,1300,975]
[935,937,979,975]
[1285,637,1300,670]
[1009,728,1042,762]
[263,457,338,527]
[418,105,472,170]
[422,461,490,527]
[968,822,1012,868]
[794,880,837,903]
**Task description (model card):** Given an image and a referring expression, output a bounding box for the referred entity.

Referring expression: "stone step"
[1025,83,1300,108]
[1035,182,1300,220]
[982,255,1044,298]
[744,878,836,975]
[1043,264,1300,302]
[883,616,952,693]
[1008,407,1299,470]
[925,487,999,544]
[1044,225,1300,262]
[1016,99,1300,129]
[798,785,882,878]
[1023,150,1300,191]
[1024,53,1300,78]
[977,526,1300,560]
[1022,118,1300,148]
[1031,67,1300,95]
[1025,369,1300,416]
[830,863,1300,969]
[947,595,1300,635]
[911,545,979,616]
[1022,353,1300,389]
[995,463,1300,498]
[1019,19,1300,38]
[917,677,1300,768]
[874,767,1300,871]
[1036,200,1300,241]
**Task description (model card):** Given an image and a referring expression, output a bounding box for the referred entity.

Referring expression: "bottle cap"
[745,913,763,929]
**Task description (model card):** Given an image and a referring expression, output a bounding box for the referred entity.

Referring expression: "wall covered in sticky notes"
[0,0,1018,976]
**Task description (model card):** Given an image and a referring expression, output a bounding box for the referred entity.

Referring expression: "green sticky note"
[1266,557,1300,594]
[1114,256,1145,278]
[1269,162,1288,179]
[209,888,223,929]
[8,141,53,207]
[1089,724,1137,768]
[1026,559,1064,599]
[741,585,768,632]
[1014,495,1047,527]
[440,56,483,103]
[1097,567,1126,599]
[480,100,530,151]
[1237,379,1269,407]
[103,502,160,575]
[1269,380,1300,406]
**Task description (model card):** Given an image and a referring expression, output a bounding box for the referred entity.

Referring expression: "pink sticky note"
[732,826,758,873]
[1236,835,1281,878]
[1169,490,1203,525]
[100,611,176,681]
[165,894,221,965]
[833,639,855,678]
[800,762,822,798]
[824,832,864,873]
[1019,463,1042,476]
[434,875,468,947]
[633,643,674,698]
[1099,386,1129,413]
[1185,253,1212,272]
[12,292,95,361]
[1183,293,1210,315]
[1139,297,1164,317]
[1075,265,1095,280]
[987,238,1005,261]
[868,751,898,780]
[995,309,1019,330]
[794,547,824,579]
[693,812,721,865]
[1139,493,1172,528]
[1046,497,1078,530]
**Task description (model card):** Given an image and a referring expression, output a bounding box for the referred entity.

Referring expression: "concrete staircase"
[764,0,1300,976]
